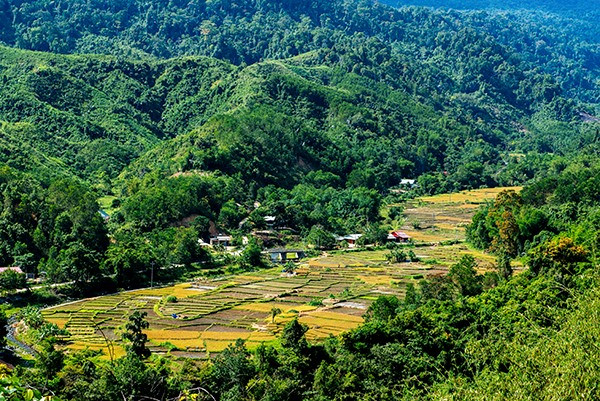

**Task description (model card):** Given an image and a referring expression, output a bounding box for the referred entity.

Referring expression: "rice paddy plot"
[399,186,522,243]
[42,258,444,359]
[41,188,517,359]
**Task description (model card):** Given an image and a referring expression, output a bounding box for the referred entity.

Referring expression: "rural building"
[198,238,211,247]
[210,235,233,247]
[387,231,411,243]
[266,249,306,263]
[98,210,110,221]
[335,234,363,248]
[264,216,276,227]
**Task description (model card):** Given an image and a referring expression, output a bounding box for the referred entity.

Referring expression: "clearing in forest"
[43,187,520,359]
[399,186,522,243]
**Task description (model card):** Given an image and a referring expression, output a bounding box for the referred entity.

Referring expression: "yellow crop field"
[164,339,205,349]
[420,187,522,204]
[234,302,301,313]
[69,342,127,359]
[146,330,201,340]
[200,332,252,341]
[402,230,451,242]
[356,275,393,285]
[248,332,276,342]
[46,317,70,329]
[204,340,237,353]
[309,311,364,323]
[131,283,206,299]
[298,315,362,330]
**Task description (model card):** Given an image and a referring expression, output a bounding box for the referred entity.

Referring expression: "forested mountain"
[0,0,599,106]
[1,0,599,188]
[394,0,598,17]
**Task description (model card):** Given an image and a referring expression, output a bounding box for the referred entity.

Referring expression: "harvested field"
[43,260,430,359]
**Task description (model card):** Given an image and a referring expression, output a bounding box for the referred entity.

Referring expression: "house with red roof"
[387,231,411,243]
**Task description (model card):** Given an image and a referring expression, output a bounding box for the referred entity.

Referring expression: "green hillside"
[0,0,598,192]
[0,0,600,400]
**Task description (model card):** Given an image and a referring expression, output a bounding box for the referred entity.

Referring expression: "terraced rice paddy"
[43,259,436,359]
[43,187,520,359]
[399,186,522,243]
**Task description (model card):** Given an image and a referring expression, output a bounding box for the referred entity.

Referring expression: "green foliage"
[122,311,151,359]
[238,238,264,269]
[0,168,108,285]
[448,255,482,296]
[122,174,238,231]
[527,236,589,277]
[305,225,336,250]
[0,268,26,292]
[359,223,389,246]
[19,306,44,330]
[0,374,57,401]
[308,298,324,307]
[280,319,309,353]
[386,248,407,263]
[270,307,282,323]
[218,200,246,231]
[364,295,402,322]
[212,339,255,399]
[35,341,65,384]
[0,308,6,348]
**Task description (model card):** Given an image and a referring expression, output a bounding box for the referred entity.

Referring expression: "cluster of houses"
[335,230,411,248]
[205,230,412,251]
[197,209,413,264]
[264,231,411,263]
[200,228,411,266]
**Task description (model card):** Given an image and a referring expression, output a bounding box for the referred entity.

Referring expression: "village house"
[400,179,417,188]
[209,234,233,247]
[335,234,363,248]
[266,248,306,263]
[264,216,276,228]
[387,231,411,243]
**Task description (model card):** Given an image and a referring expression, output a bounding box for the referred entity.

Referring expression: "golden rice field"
[399,186,522,243]
[42,187,518,360]
[43,256,440,359]
[418,187,522,205]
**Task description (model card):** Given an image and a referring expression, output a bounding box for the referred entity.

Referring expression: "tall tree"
[122,311,151,359]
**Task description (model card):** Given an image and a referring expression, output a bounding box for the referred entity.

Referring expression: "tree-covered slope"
[394,0,598,17]
[0,0,598,106]
[2,23,597,191]
[0,46,238,184]
[0,0,598,192]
